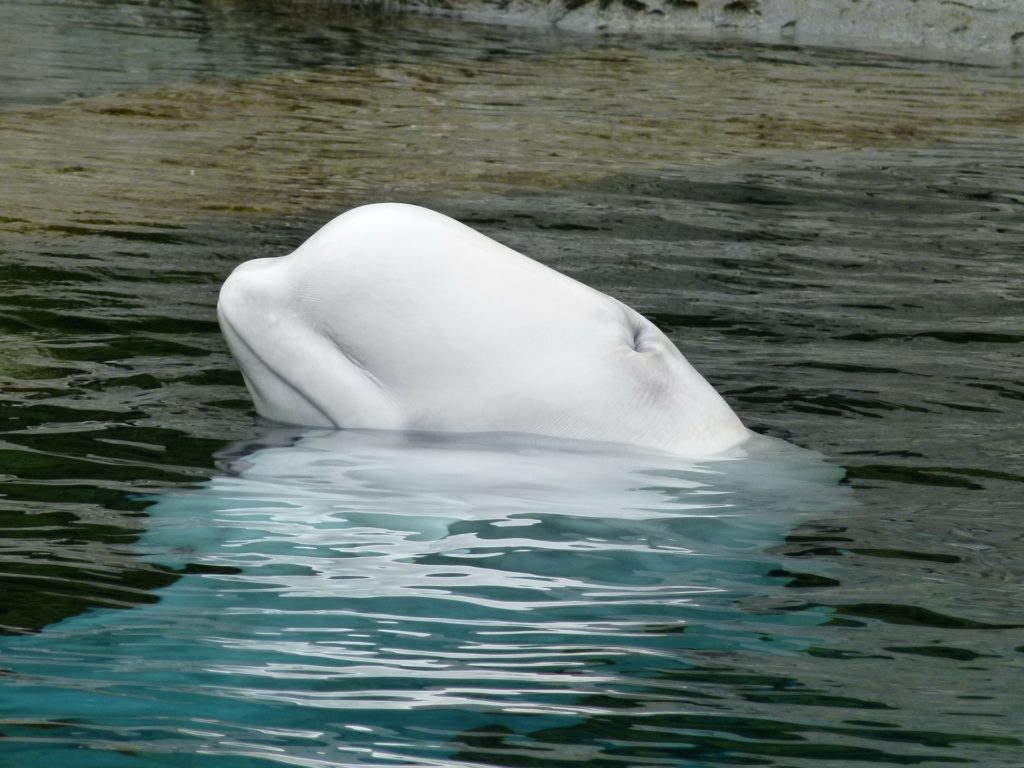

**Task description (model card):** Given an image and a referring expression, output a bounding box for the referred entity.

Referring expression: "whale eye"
[631,317,656,352]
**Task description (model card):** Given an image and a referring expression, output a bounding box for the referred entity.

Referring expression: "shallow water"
[1,1,1023,766]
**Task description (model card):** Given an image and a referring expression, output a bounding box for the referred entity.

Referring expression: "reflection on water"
[2,430,848,766]
[1,1,1023,766]
[2,430,847,765]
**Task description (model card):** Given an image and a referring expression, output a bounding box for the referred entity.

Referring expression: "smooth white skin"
[217,203,749,456]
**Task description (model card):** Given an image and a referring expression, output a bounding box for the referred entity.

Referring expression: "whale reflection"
[0,429,849,765]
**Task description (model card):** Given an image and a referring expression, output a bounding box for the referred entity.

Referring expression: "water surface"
[1,2,1022,766]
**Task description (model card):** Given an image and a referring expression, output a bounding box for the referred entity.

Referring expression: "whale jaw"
[217,255,401,431]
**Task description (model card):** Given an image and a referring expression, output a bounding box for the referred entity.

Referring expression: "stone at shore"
[380,0,1024,64]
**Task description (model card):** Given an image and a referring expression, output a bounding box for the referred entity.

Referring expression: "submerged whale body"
[218,203,749,456]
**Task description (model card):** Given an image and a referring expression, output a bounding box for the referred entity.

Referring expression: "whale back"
[217,203,748,456]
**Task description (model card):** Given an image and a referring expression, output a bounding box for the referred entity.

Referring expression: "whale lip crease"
[218,301,333,426]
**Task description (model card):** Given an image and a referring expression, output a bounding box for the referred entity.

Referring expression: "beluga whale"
[217,203,749,457]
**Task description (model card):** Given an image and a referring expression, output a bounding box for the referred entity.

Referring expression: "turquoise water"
[1,431,846,766]
[1,1,1023,766]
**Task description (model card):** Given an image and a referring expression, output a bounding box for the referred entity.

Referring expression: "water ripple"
[2,3,1023,765]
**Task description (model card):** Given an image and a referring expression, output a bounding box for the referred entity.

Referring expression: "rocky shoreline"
[369,0,1024,64]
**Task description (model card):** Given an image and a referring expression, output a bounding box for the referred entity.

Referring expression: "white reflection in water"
[0,429,849,764]
[142,428,847,601]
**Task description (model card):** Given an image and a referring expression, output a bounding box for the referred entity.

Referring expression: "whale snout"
[218,257,281,325]
[217,257,337,427]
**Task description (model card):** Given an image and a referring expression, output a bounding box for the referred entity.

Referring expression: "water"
[1,1,1022,766]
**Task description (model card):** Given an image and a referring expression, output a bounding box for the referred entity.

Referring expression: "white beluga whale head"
[217,203,749,456]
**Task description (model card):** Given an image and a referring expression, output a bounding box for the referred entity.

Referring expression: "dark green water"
[1,2,1022,766]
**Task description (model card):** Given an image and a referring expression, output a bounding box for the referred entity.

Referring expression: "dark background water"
[1,1,1022,765]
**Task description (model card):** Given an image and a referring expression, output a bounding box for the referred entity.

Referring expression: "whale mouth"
[218,310,333,426]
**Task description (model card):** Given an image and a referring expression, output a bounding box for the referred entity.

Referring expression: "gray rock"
[375,0,1024,64]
